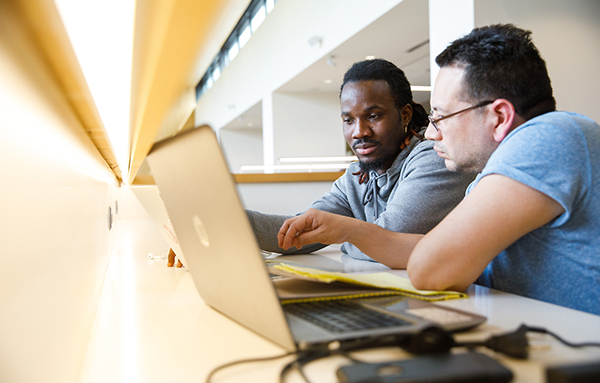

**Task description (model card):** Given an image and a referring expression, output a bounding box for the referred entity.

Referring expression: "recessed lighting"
[365,55,376,60]
[324,79,333,84]
[326,55,337,67]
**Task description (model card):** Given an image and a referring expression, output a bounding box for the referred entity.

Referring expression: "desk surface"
[81,212,600,383]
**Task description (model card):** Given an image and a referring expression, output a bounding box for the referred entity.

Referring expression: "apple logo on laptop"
[192,215,210,248]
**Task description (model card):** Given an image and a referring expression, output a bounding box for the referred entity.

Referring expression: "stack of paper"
[270,263,467,304]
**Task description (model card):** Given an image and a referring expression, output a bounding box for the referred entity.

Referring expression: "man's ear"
[491,99,519,142]
[401,103,413,127]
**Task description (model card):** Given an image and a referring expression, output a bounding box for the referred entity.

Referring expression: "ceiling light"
[365,55,376,60]
[410,86,432,92]
[240,164,352,172]
[307,35,323,48]
[280,156,357,163]
[326,55,336,67]
[324,79,333,84]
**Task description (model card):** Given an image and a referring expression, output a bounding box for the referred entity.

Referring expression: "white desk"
[81,215,600,383]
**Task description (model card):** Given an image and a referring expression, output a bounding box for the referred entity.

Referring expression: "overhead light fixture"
[365,55,376,60]
[280,156,357,163]
[324,79,333,84]
[307,35,323,48]
[326,55,336,67]
[410,86,432,92]
[240,164,352,172]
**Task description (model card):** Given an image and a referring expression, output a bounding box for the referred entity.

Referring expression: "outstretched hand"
[277,208,353,250]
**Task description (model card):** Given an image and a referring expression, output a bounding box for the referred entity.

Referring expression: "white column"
[262,92,275,173]
[429,0,474,89]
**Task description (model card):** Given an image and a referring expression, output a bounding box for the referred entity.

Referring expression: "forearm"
[343,219,423,269]
[406,175,566,292]
[279,210,423,269]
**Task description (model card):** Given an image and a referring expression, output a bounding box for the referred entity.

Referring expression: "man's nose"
[353,119,372,138]
[424,123,441,140]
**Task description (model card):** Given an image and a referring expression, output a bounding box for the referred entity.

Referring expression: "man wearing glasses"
[278,24,600,315]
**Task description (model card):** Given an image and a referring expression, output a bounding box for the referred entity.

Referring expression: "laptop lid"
[147,125,297,350]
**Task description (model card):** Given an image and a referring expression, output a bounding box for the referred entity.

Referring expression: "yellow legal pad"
[271,263,468,304]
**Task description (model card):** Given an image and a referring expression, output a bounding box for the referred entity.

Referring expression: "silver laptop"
[146,125,485,351]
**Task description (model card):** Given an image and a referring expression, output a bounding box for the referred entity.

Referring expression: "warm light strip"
[279,156,357,163]
[240,163,352,171]
[410,85,432,92]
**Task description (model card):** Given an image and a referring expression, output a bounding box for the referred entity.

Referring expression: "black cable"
[523,325,600,348]
[279,351,327,383]
[337,350,366,364]
[204,351,297,383]
[397,324,600,360]
[207,325,600,382]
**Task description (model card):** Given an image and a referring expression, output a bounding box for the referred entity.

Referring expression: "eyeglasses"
[428,100,494,131]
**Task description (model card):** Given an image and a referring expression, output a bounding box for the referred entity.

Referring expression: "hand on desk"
[278,208,352,250]
[167,248,184,268]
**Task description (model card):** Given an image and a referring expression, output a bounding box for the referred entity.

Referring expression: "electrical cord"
[204,351,297,383]
[397,324,600,359]
[524,325,600,348]
[205,324,600,382]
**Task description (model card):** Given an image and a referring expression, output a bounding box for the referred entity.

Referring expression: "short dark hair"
[341,59,428,132]
[436,24,556,120]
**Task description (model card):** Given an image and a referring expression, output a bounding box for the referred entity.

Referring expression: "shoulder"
[496,112,598,161]
[508,111,598,143]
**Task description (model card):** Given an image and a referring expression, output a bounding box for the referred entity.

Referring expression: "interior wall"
[273,91,346,161]
[220,127,264,172]
[238,182,337,215]
[475,0,600,122]
[0,4,117,382]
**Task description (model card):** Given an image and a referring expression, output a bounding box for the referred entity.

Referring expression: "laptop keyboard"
[284,300,411,333]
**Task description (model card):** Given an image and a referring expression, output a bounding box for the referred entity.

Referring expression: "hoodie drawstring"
[362,175,380,220]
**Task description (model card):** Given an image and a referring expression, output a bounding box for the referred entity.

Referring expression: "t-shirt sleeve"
[477,116,590,227]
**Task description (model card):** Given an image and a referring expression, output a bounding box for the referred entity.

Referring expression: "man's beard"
[358,156,389,173]
[354,137,402,174]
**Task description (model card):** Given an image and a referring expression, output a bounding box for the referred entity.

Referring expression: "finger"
[167,248,176,267]
[277,221,291,248]
[291,228,321,249]
[281,218,308,250]
[281,224,300,250]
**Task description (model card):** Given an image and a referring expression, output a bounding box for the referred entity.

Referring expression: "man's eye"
[369,114,380,120]
[343,118,353,124]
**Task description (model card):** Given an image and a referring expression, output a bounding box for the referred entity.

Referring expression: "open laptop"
[146,125,486,351]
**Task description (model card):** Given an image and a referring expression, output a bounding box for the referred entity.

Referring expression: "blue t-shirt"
[468,111,600,315]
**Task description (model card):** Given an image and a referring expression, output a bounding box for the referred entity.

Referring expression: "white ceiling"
[278,0,430,98]
[222,0,431,131]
